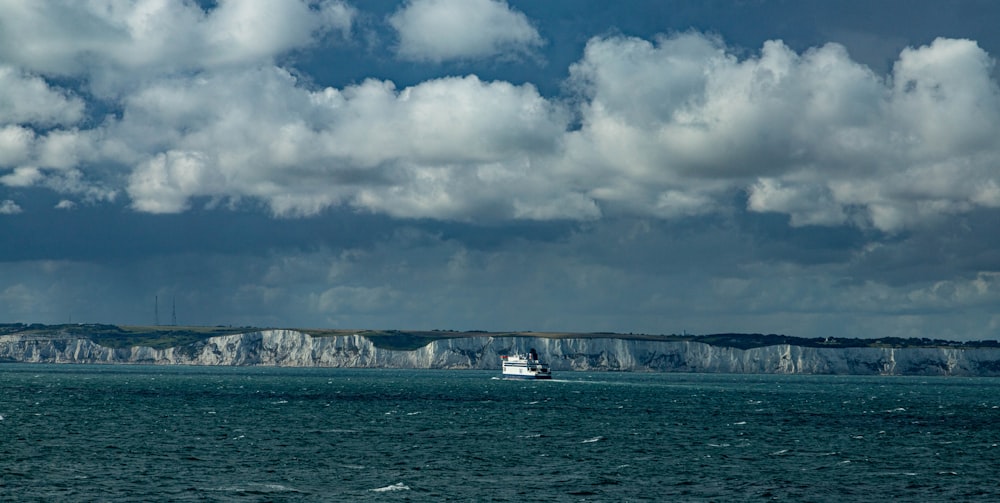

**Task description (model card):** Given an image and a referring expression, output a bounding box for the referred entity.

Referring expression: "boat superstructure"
[501,348,552,379]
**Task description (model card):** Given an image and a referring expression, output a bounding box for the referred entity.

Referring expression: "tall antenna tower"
[172,296,177,326]
[155,295,160,326]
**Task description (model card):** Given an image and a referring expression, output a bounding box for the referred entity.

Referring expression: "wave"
[371,482,410,492]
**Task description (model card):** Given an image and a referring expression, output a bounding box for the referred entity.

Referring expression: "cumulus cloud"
[128,151,223,213]
[0,1,354,203]
[0,166,43,188]
[204,0,355,65]
[0,126,35,168]
[0,199,22,214]
[389,0,543,62]
[4,9,1000,235]
[0,125,112,201]
[0,48,114,200]
[0,66,84,127]
[118,69,574,219]
[566,34,1000,231]
[0,0,355,95]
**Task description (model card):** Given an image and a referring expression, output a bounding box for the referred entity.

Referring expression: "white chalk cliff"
[2,330,1000,376]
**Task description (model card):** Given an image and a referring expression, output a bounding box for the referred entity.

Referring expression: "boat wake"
[371,482,410,492]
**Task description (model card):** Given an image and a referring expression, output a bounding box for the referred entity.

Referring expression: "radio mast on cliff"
[155,295,160,326]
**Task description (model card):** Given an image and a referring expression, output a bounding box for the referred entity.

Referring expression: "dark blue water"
[3,365,1000,501]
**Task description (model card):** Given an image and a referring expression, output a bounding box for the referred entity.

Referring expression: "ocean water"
[3,365,1000,501]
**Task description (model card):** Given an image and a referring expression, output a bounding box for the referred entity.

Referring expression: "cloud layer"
[1,2,998,233]
[2,2,1000,340]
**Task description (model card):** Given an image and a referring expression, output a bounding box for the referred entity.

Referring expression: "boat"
[501,348,552,379]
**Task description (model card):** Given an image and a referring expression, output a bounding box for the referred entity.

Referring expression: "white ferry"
[501,348,552,379]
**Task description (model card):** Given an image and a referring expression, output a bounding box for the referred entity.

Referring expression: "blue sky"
[2,0,1000,340]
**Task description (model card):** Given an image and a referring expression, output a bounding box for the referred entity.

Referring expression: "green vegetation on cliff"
[0,323,251,350]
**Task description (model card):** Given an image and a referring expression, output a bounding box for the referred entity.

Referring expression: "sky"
[2,0,1000,340]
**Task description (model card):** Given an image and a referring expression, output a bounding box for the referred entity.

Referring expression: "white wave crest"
[371,482,410,492]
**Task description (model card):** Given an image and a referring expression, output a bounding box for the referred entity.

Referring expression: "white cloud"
[0,125,110,198]
[204,0,355,66]
[128,150,224,213]
[566,34,1000,231]
[118,69,574,219]
[0,126,35,167]
[0,0,355,95]
[0,166,43,188]
[36,129,96,170]
[747,178,847,227]
[3,9,1000,235]
[0,1,355,202]
[890,38,1000,157]
[0,199,22,214]
[0,65,84,127]
[389,0,543,62]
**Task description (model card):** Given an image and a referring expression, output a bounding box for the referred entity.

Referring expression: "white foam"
[251,483,297,493]
[213,483,301,494]
[371,482,410,492]
[582,436,604,443]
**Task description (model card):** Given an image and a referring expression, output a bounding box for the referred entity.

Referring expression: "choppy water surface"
[3,365,1000,501]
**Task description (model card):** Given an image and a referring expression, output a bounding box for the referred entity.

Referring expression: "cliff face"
[3,330,1000,376]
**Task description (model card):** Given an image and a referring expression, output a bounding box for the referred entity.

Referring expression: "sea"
[2,365,1000,502]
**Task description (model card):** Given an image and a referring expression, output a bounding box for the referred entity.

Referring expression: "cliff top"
[2,323,998,351]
